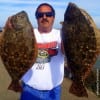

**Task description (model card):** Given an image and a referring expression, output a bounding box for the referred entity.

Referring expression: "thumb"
[5,16,13,29]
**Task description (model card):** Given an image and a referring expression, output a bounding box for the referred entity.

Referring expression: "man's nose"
[43,14,47,18]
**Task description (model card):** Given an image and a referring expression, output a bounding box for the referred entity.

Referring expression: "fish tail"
[8,80,22,92]
[69,80,88,97]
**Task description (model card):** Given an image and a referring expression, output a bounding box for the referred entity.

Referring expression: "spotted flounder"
[0,11,37,92]
[62,2,99,97]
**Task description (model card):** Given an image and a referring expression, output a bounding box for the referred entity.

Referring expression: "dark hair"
[35,3,55,19]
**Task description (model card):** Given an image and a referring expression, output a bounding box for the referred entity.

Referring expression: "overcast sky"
[0,0,100,29]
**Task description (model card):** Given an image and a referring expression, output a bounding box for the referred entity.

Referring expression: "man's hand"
[5,17,13,29]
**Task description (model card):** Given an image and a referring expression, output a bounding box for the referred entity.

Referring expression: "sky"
[0,0,100,29]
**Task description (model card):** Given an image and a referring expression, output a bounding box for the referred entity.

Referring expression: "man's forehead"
[38,5,52,12]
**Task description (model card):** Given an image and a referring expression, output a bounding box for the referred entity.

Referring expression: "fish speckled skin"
[0,11,37,92]
[62,2,98,97]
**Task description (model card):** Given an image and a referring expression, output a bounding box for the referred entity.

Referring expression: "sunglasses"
[36,12,54,19]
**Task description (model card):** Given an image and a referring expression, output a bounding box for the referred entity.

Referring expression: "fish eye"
[21,15,24,18]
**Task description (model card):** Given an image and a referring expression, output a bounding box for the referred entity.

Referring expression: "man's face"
[36,5,55,30]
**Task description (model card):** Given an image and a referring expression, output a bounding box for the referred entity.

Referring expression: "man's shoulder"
[52,28,60,33]
[34,28,38,31]
[52,28,60,31]
[34,28,39,33]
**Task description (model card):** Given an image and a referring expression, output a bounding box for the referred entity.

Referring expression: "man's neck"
[38,27,52,33]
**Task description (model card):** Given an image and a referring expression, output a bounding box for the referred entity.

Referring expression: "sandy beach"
[0,57,100,100]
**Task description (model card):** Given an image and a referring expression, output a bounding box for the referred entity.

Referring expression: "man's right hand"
[5,17,13,29]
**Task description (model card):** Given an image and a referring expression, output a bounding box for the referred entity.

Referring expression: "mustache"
[41,19,49,23]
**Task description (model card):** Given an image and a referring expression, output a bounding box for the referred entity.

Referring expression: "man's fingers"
[5,17,13,29]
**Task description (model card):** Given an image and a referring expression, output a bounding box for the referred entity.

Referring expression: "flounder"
[62,2,99,97]
[0,11,37,92]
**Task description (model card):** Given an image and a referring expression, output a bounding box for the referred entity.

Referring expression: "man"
[21,3,64,100]
[6,3,64,100]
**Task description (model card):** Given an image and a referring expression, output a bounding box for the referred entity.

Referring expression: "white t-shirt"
[22,28,64,90]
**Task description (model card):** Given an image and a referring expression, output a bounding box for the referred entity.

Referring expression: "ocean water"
[94,55,100,69]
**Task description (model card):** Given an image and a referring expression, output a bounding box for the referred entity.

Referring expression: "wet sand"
[0,57,100,100]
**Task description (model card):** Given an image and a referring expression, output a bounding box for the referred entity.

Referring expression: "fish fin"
[69,81,88,97]
[8,80,22,92]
